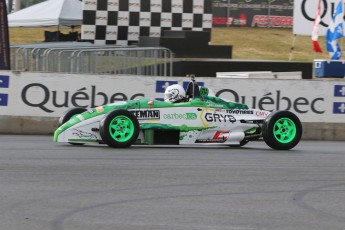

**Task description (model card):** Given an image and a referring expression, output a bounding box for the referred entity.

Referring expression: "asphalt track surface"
[0,135,345,230]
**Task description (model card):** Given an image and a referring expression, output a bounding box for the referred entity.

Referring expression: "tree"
[20,0,45,9]
[7,0,13,13]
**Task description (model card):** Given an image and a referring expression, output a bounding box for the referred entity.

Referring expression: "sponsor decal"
[251,15,293,28]
[21,84,144,113]
[148,100,154,108]
[213,131,230,141]
[213,17,231,26]
[87,106,104,114]
[0,75,9,106]
[151,3,161,8]
[334,85,345,97]
[72,129,97,140]
[212,0,293,28]
[255,111,270,117]
[0,93,8,106]
[204,113,236,123]
[333,85,345,115]
[129,3,139,7]
[172,4,182,9]
[220,14,247,26]
[216,89,325,114]
[213,16,247,26]
[333,102,345,114]
[196,130,230,143]
[96,106,104,113]
[226,109,254,114]
[0,75,9,88]
[131,110,160,120]
[85,1,97,6]
[163,113,197,120]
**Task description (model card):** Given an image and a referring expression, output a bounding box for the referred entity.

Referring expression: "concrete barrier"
[0,116,58,135]
[302,122,345,141]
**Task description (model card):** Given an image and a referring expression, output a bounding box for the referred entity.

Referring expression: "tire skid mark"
[3,180,345,229]
[50,188,302,230]
[291,183,345,223]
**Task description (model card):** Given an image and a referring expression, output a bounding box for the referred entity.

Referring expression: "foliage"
[7,0,45,12]
[7,0,13,13]
[20,0,45,8]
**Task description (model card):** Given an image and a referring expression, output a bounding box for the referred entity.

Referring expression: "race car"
[53,77,302,150]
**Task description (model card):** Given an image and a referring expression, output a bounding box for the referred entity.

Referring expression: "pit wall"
[1,71,344,140]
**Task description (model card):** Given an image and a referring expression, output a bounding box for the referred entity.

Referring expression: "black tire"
[99,109,139,148]
[262,111,302,150]
[58,107,87,126]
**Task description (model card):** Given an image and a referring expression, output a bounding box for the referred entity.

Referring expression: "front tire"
[262,111,302,150]
[58,107,87,126]
[99,109,139,148]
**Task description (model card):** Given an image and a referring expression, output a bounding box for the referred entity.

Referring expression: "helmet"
[164,84,186,103]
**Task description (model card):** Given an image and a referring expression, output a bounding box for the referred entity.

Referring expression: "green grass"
[9,27,79,44]
[9,27,331,62]
[211,27,329,62]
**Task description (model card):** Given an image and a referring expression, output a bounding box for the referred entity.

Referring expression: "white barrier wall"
[1,71,345,123]
[1,71,345,140]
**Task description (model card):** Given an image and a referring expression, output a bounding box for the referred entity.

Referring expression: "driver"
[164,84,186,103]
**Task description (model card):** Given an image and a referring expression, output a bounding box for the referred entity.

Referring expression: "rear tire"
[99,109,139,148]
[262,111,302,150]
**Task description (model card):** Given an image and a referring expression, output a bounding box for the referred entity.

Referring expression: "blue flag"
[0,0,11,70]
[326,0,344,60]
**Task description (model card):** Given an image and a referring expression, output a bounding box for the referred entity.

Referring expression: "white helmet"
[164,84,186,103]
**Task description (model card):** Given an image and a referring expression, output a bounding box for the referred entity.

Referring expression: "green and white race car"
[53,78,302,150]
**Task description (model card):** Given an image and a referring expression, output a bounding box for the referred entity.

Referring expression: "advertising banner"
[0,0,10,70]
[293,0,343,36]
[212,0,293,28]
[82,0,212,45]
[1,71,345,123]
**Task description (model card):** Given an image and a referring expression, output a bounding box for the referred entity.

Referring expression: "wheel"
[58,107,87,126]
[99,109,139,148]
[262,111,302,150]
[58,107,87,145]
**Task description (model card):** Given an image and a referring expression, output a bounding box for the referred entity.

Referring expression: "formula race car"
[54,77,302,150]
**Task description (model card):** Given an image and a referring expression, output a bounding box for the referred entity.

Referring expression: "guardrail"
[10,43,174,76]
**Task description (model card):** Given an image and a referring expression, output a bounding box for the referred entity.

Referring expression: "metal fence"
[10,42,174,76]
